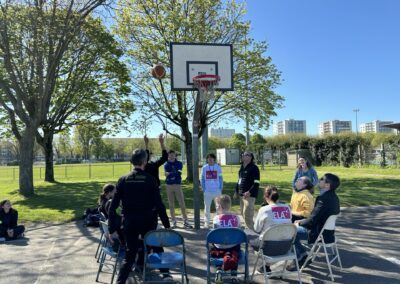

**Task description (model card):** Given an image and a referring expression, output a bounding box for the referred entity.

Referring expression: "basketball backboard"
[170,42,233,91]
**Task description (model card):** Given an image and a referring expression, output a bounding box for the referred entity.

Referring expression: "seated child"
[211,195,241,272]
[0,199,25,241]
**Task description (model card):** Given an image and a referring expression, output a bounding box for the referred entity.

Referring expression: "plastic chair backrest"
[144,229,184,247]
[206,228,248,245]
[261,224,296,241]
[260,224,296,256]
[323,214,338,231]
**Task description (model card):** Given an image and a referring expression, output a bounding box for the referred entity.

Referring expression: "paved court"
[1,205,399,284]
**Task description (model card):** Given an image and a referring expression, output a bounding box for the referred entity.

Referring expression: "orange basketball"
[151,63,166,79]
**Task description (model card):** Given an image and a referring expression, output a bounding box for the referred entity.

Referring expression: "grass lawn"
[1,163,399,223]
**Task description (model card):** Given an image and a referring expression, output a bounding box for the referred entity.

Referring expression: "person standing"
[287,173,341,270]
[108,149,171,283]
[164,150,192,229]
[292,157,318,193]
[234,151,260,231]
[144,134,168,187]
[201,153,223,229]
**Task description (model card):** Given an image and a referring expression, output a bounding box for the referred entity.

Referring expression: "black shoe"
[257,265,271,273]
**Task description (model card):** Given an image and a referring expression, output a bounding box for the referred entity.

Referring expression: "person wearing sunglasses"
[287,173,340,271]
[234,151,260,231]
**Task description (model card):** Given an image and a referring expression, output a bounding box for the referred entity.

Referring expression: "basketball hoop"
[192,74,220,102]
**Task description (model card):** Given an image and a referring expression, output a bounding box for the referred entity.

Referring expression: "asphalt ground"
[0,205,399,284]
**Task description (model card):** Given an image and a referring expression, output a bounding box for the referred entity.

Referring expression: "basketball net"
[192,74,220,102]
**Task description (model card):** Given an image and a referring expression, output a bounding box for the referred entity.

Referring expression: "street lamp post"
[353,109,360,134]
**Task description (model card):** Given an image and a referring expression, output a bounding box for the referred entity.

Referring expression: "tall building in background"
[360,120,395,133]
[209,128,235,138]
[273,119,306,135]
[319,120,352,136]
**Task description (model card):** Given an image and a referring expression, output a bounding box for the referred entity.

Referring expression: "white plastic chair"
[251,224,302,283]
[300,214,342,282]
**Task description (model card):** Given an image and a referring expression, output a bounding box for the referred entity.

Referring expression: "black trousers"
[117,217,157,284]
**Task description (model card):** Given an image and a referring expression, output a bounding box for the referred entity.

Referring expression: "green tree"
[73,123,103,160]
[0,0,107,195]
[114,0,282,181]
[250,133,266,164]
[229,133,246,151]
[34,17,133,182]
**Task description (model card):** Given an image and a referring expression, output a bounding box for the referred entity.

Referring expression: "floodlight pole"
[192,91,202,229]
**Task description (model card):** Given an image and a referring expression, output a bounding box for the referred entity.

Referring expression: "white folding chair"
[251,224,302,284]
[300,214,342,282]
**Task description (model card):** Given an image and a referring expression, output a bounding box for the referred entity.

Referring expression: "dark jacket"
[164,159,183,185]
[108,168,170,234]
[0,208,18,232]
[299,190,340,244]
[145,149,168,186]
[235,162,260,198]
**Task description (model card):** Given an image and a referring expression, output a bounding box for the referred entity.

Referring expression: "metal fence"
[0,163,134,182]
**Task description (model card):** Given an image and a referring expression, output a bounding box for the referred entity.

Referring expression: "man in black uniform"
[108,149,170,284]
[234,151,260,231]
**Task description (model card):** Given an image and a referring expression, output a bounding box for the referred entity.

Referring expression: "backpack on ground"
[83,207,101,227]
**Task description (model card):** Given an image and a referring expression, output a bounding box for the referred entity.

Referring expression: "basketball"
[151,63,166,79]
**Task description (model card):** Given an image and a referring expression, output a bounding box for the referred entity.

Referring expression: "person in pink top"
[252,186,292,273]
[211,195,242,272]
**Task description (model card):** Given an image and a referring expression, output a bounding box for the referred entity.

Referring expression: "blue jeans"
[294,225,308,259]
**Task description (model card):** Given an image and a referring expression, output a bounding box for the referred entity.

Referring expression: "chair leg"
[95,233,103,259]
[96,249,106,282]
[250,253,260,282]
[334,244,343,270]
[323,244,335,282]
[111,254,118,284]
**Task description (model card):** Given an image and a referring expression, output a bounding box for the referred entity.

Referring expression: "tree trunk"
[183,127,193,182]
[19,127,35,196]
[36,130,56,182]
[44,133,55,182]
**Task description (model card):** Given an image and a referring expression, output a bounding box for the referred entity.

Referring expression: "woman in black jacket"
[0,199,25,241]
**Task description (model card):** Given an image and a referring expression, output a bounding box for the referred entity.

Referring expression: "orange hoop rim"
[192,74,220,90]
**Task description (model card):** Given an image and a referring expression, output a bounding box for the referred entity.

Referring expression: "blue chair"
[95,221,124,284]
[95,213,107,261]
[206,228,249,284]
[143,229,189,283]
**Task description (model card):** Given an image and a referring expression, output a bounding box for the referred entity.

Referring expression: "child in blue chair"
[211,195,242,273]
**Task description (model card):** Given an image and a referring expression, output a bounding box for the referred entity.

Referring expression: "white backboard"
[170,42,233,91]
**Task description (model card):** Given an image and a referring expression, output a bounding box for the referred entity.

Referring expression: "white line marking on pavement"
[340,239,400,267]
[34,238,57,284]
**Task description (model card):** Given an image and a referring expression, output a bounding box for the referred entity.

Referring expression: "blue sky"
[243,0,400,135]
[126,0,400,138]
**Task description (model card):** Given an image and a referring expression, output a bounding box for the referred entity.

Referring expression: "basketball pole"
[192,90,202,229]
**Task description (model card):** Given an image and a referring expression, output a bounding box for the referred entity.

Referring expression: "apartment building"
[273,119,306,135]
[360,120,396,133]
[319,120,352,136]
[209,128,235,138]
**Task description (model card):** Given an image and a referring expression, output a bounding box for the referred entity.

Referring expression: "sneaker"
[162,273,173,281]
[171,221,177,229]
[183,221,193,229]
[286,255,311,271]
[257,265,271,273]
